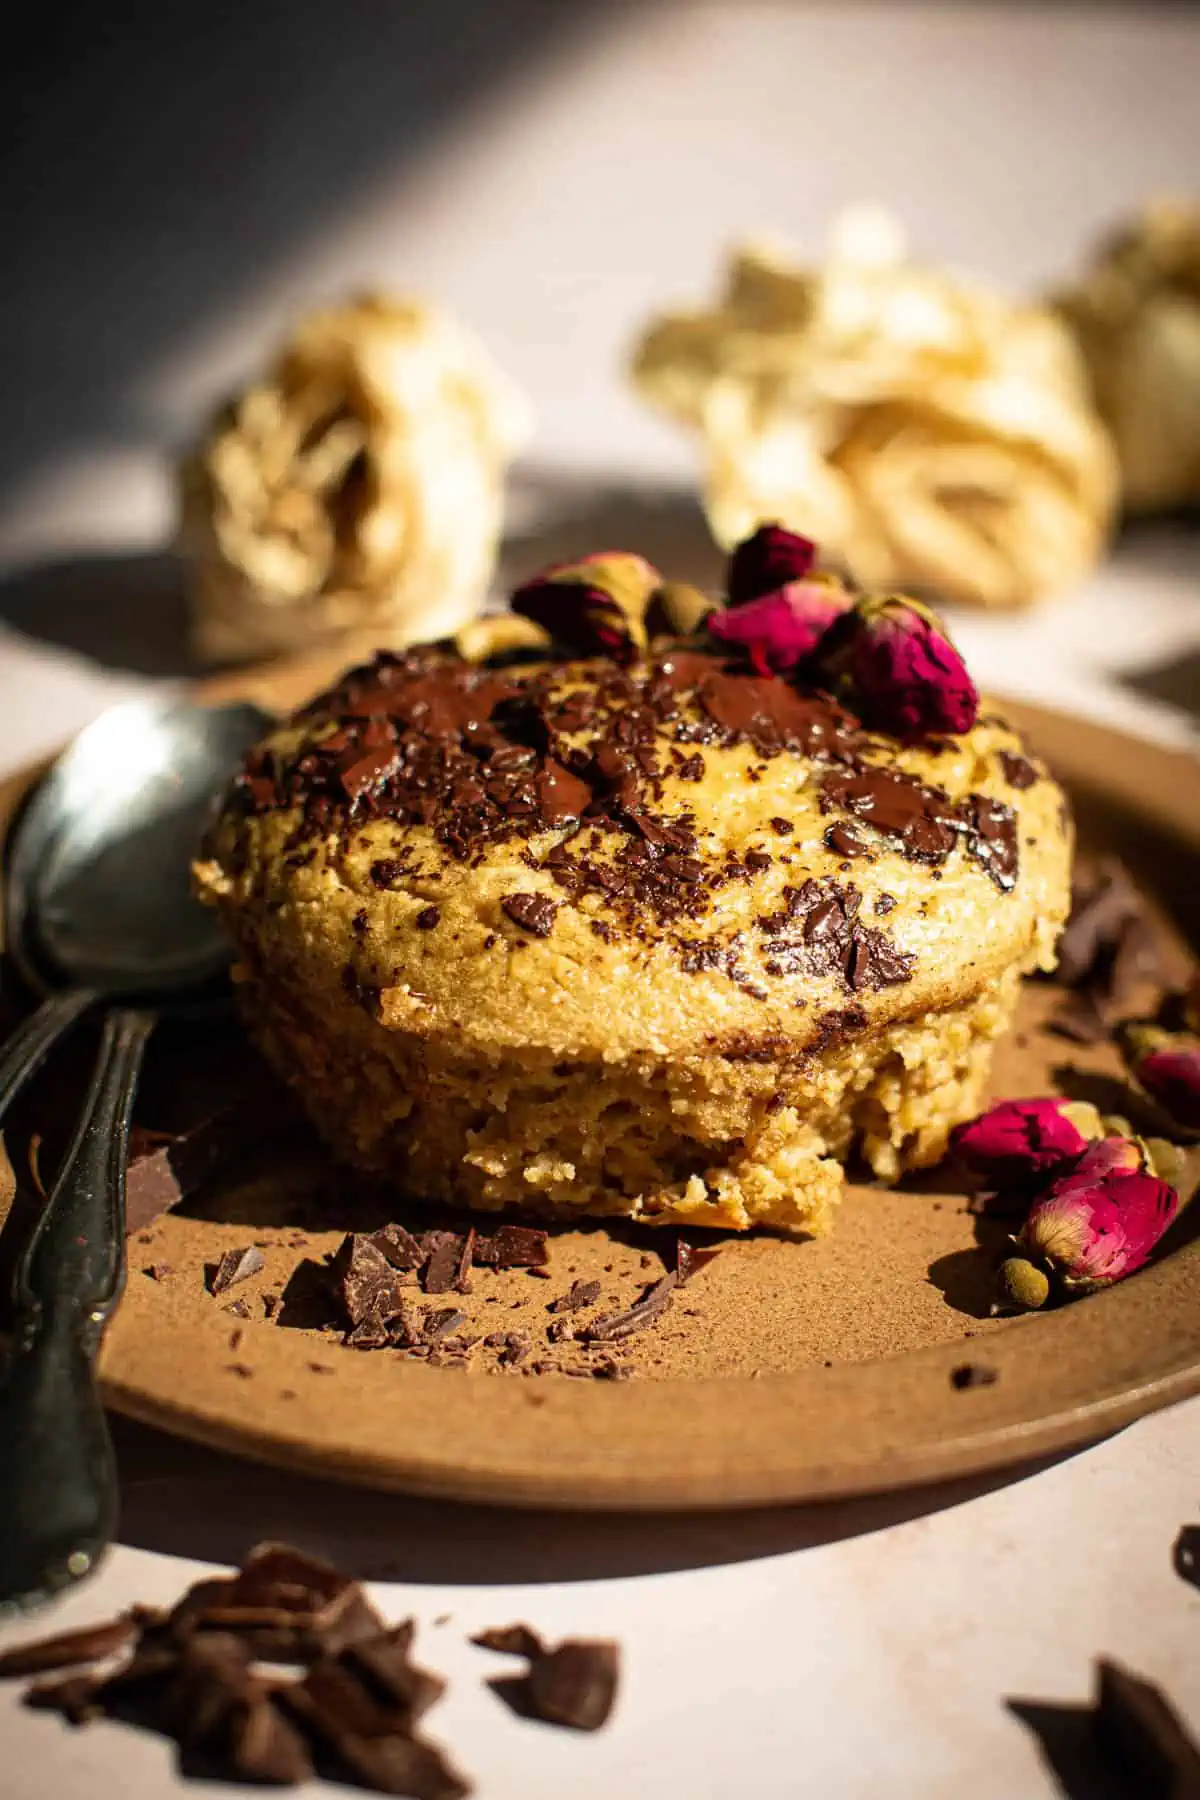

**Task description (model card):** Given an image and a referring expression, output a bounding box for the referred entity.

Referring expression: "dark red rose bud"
[707,574,853,676]
[726,524,817,605]
[951,1097,1103,1185]
[511,553,660,664]
[816,593,980,740]
[1017,1156,1179,1292]
[1122,1024,1200,1134]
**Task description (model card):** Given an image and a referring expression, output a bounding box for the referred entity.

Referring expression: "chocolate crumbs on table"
[4,1544,471,1797]
[208,1245,265,1296]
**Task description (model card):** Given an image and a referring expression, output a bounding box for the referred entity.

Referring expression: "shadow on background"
[1,0,604,519]
[110,1410,1088,1588]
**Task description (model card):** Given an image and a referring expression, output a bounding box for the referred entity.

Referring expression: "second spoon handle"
[0,1005,155,1616]
[0,986,97,1131]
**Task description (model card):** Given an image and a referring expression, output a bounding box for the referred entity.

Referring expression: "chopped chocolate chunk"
[415,906,441,930]
[281,1667,469,1800]
[24,1672,105,1724]
[366,1223,423,1271]
[422,1308,467,1344]
[332,1234,410,1329]
[1173,1524,1200,1593]
[0,1616,138,1679]
[549,1279,602,1314]
[528,1641,620,1732]
[144,1262,173,1282]
[501,892,557,937]
[1056,858,1151,992]
[499,1332,529,1367]
[998,751,1038,789]
[346,1316,393,1350]
[473,1626,619,1732]
[224,1299,250,1321]
[676,1239,722,1285]
[421,1231,464,1295]
[950,1362,998,1390]
[1093,1658,1200,1797]
[824,821,868,858]
[474,1225,549,1269]
[580,1273,677,1342]
[769,817,794,836]
[875,892,896,915]
[208,1245,265,1297]
[343,1625,444,1726]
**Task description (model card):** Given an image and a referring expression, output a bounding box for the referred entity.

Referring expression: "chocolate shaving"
[549,1279,602,1314]
[208,1245,265,1297]
[0,1616,137,1679]
[579,1272,677,1342]
[676,1239,722,1285]
[1093,1658,1200,1798]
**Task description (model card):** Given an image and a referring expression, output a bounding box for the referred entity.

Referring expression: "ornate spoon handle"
[0,1006,154,1616]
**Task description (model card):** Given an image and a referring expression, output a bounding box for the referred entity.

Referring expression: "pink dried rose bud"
[726,524,817,605]
[707,573,854,676]
[1122,1023,1200,1134]
[511,552,661,663]
[950,1097,1103,1185]
[816,592,980,740]
[1014,1152,1179,1294]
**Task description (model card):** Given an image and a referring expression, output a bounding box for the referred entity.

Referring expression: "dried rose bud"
[511,552,661,663]
[1017,1151,1178,1292]
[950,1097,1103,1185]
[816,592,980,739]
[1122,1023,1200,1134]
[706,573,854,675]
[726,524,817,605]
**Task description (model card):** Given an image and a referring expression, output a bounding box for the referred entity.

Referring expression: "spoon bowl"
[8,697,270,1001]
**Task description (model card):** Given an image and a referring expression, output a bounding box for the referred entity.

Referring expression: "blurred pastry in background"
[179,293,530,665]
[632,207,1116,611]
[1056,199,1200,515]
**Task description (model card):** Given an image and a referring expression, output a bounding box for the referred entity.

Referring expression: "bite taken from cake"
[195,526,1071,1235]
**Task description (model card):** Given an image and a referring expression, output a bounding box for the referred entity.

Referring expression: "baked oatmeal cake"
[196,529,1072,1233]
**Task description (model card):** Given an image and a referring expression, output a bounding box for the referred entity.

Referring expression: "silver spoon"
[0,696,270,1614]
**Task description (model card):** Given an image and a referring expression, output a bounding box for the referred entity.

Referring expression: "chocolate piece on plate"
[208,1245,265,1296]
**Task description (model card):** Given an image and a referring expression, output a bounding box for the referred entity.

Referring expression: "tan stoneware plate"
[2,666,1199,1512]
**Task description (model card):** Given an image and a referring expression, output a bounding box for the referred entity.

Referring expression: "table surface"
[1,6,1199,1797]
